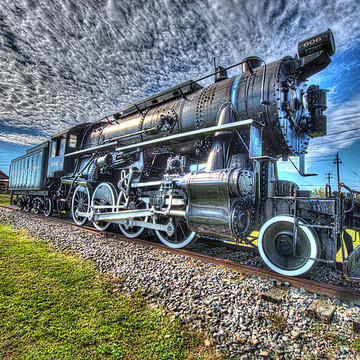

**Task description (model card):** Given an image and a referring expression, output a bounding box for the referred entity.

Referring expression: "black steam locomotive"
[9,30,360,279]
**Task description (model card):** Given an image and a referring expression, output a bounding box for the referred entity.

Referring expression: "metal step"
[343,244,360,282]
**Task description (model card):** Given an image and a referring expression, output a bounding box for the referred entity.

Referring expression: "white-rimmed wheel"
[91,182,117,231]
[44,198,53,217]
[154,216,196,249]
[116,191,148,238]
[72,186,91,226]
[258,215,319,277]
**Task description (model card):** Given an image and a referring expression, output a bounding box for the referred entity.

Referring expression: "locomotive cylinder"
[183,169,255,240]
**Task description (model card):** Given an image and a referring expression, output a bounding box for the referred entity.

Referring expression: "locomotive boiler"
[9,29,360,279]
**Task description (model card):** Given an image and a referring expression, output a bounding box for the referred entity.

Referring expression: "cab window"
[69,134,77,149]
[51,136,65,157]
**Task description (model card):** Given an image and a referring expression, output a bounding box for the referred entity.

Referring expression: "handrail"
[339,182,355,213]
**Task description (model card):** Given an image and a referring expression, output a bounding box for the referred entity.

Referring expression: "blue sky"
[0,0,359,191]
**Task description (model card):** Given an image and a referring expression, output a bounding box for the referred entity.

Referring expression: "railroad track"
[1,204,360,304]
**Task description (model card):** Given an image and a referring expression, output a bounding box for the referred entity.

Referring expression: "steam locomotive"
[9,29,360,279]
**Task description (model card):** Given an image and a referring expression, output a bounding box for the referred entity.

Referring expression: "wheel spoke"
[117,190,147,238]
[44,198,53,217]
[154,216,196,249]
[72,186,90,226]
[91,183,116,231]
[179,221,187,239]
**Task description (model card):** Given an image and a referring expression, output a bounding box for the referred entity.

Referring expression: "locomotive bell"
[214,66,228,82]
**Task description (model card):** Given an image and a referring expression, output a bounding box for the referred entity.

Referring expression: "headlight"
[298,29,335,58]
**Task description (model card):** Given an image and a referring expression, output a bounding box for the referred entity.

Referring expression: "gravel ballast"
[1,208,359,359]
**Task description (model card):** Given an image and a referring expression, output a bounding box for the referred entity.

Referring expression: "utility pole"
[333,152,342,191]
[325,172,333,186]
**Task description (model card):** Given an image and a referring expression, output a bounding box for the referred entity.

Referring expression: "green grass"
[0,223,223,360]
[355,338,360,353]
[0,194,10,206]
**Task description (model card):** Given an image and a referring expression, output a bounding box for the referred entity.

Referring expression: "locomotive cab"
[47,123,90,178]
[47,133,66,178]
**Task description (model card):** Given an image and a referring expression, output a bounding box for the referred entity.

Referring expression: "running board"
[66,119,254,158]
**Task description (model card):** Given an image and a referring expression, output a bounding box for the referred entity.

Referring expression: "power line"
[297,184,360,188]
[297,184,328,186]
[327,127,360,137]
[310,134,360,147]
[330,163,335,173]
[308,128,360,149]
[342,162,360,179]
[307,155,334,160]
[307,158,333,163]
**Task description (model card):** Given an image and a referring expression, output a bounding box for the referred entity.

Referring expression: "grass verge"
[0,194,10,206]
[0,222,223,360]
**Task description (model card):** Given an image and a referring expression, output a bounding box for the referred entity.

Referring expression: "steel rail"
[1,205,359,304]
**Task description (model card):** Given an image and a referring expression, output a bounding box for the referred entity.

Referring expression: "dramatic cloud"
[0,132,47,146]
[1,0,360,141]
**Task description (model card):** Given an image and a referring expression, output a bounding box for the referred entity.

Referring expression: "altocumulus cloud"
[0,0,359,147]
[0,132,48,146]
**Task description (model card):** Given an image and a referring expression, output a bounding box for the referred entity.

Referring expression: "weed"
[329,333,349,346]
[265,311,287,331]
[355,338,360,353]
